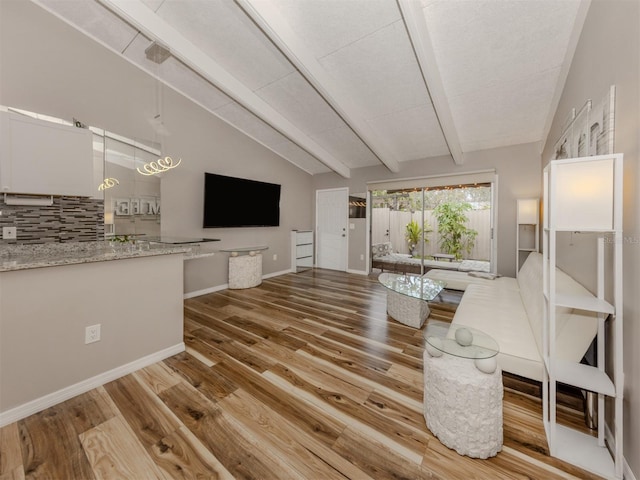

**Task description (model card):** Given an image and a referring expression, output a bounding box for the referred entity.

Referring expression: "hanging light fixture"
[98,177,120,190]
[139,41,183,177]
[137,156,181,176]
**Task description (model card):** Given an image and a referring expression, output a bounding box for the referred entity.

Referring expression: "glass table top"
[378,273,446,302]
[425,324,499,360]
[145,236,221,244]
[219,245,269,254]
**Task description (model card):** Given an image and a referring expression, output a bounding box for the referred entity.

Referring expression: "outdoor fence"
[371,208,491,261]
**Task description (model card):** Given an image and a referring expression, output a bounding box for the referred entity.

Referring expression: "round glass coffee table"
[378,273,445,328]
[423,325,503,459]
[424,324,499,364]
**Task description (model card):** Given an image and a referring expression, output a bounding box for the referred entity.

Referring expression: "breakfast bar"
[0,242,188,424]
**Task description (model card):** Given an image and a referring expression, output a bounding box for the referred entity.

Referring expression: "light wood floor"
[0,269,603,479]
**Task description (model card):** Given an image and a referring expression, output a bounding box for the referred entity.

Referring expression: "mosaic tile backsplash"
[0,196,104,245]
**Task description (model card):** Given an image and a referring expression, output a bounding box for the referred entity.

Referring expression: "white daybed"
[425,253,598,382]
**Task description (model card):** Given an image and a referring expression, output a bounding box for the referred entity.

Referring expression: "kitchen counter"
[0,241,194,272]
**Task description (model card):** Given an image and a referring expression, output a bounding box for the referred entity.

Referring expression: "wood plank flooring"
[0,269,603,479]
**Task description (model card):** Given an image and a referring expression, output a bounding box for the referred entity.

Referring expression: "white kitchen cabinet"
[0,110,94,196]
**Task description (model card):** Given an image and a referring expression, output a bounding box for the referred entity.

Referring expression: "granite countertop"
[0,241,195,272]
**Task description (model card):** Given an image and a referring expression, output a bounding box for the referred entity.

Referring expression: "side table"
[423,324,503,458]
[220,246,268,289]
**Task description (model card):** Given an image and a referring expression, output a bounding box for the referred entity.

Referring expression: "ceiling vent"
[145,41,171,64]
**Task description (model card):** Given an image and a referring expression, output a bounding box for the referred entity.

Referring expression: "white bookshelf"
[542,154,624,479]
[516,198,539,276]
[291,230,313,272]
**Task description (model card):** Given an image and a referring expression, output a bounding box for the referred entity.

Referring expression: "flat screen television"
[203,173,281,228]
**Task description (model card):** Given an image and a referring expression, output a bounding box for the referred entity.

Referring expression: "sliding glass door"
[369,177,495,275]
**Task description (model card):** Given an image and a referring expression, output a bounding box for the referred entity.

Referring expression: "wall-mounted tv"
[203,173,281,228]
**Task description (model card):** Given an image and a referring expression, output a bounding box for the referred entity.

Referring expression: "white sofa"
[426,253,598,382]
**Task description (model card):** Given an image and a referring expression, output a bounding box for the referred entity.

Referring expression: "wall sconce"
[517,198,539,224]
[136,156,181,176]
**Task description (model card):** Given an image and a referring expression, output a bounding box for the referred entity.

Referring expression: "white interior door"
[316,188,348,271]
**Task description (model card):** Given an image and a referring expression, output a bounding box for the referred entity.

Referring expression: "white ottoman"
[423,350,503,458]
[386,290,430,328]
[228,253,262,289]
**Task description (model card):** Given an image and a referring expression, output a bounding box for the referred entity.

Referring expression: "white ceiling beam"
[237,0,401,173]
[397,0,465,165]
[97,0,351,178]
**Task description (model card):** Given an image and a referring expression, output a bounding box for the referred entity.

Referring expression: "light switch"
[349,223,355,230]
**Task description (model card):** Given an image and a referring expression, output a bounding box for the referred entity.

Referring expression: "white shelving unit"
[516,198,539,277]
[542,154,623,479]
[291,230,313,272]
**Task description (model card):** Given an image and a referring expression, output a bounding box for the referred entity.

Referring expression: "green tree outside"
[433,202,478,260]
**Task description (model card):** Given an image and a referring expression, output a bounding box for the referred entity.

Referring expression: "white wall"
[541,0,640,476]
[0,1,314,295]
[313,142,542,277]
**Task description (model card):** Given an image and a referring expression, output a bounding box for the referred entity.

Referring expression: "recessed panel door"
[316,188,348,271]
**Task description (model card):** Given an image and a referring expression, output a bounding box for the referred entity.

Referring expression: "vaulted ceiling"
[34,0,589,178]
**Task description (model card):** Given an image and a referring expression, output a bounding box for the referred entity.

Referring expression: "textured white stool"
[228,252,262,289]
[423,350,503,458]
[386,290,430,328]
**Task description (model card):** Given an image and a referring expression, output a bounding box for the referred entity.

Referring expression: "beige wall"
[0,1,314,294]
[0,254,184,416]
[159,89,313,293]
[313,142,542,277]
[541,0,640,476]
[348,217,367,273]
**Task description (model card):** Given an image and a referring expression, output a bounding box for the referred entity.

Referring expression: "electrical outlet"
[360,254,364,261]
[2,226,17,240]
[85,324,101,344]
[273,254,278,261]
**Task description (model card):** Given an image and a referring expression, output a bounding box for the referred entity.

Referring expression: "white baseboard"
[183,269,292,299]
[263,269,292,279]
[0,342,185,428]
[184,283,228,299]
[347,269,368,276]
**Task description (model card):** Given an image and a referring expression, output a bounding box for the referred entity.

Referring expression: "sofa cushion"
[425,269,519,292]
[450,283,544,381]
[517,252,598,365]
[517,253,548,357]
[553,270,599,364]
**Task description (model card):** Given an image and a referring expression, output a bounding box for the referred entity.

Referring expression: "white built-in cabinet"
[0,110,94,197]
[516,198,539,277]
[543,154,623,479]
[291,230,313,272]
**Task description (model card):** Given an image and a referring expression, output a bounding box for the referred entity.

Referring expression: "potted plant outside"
[405,219,430,257]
